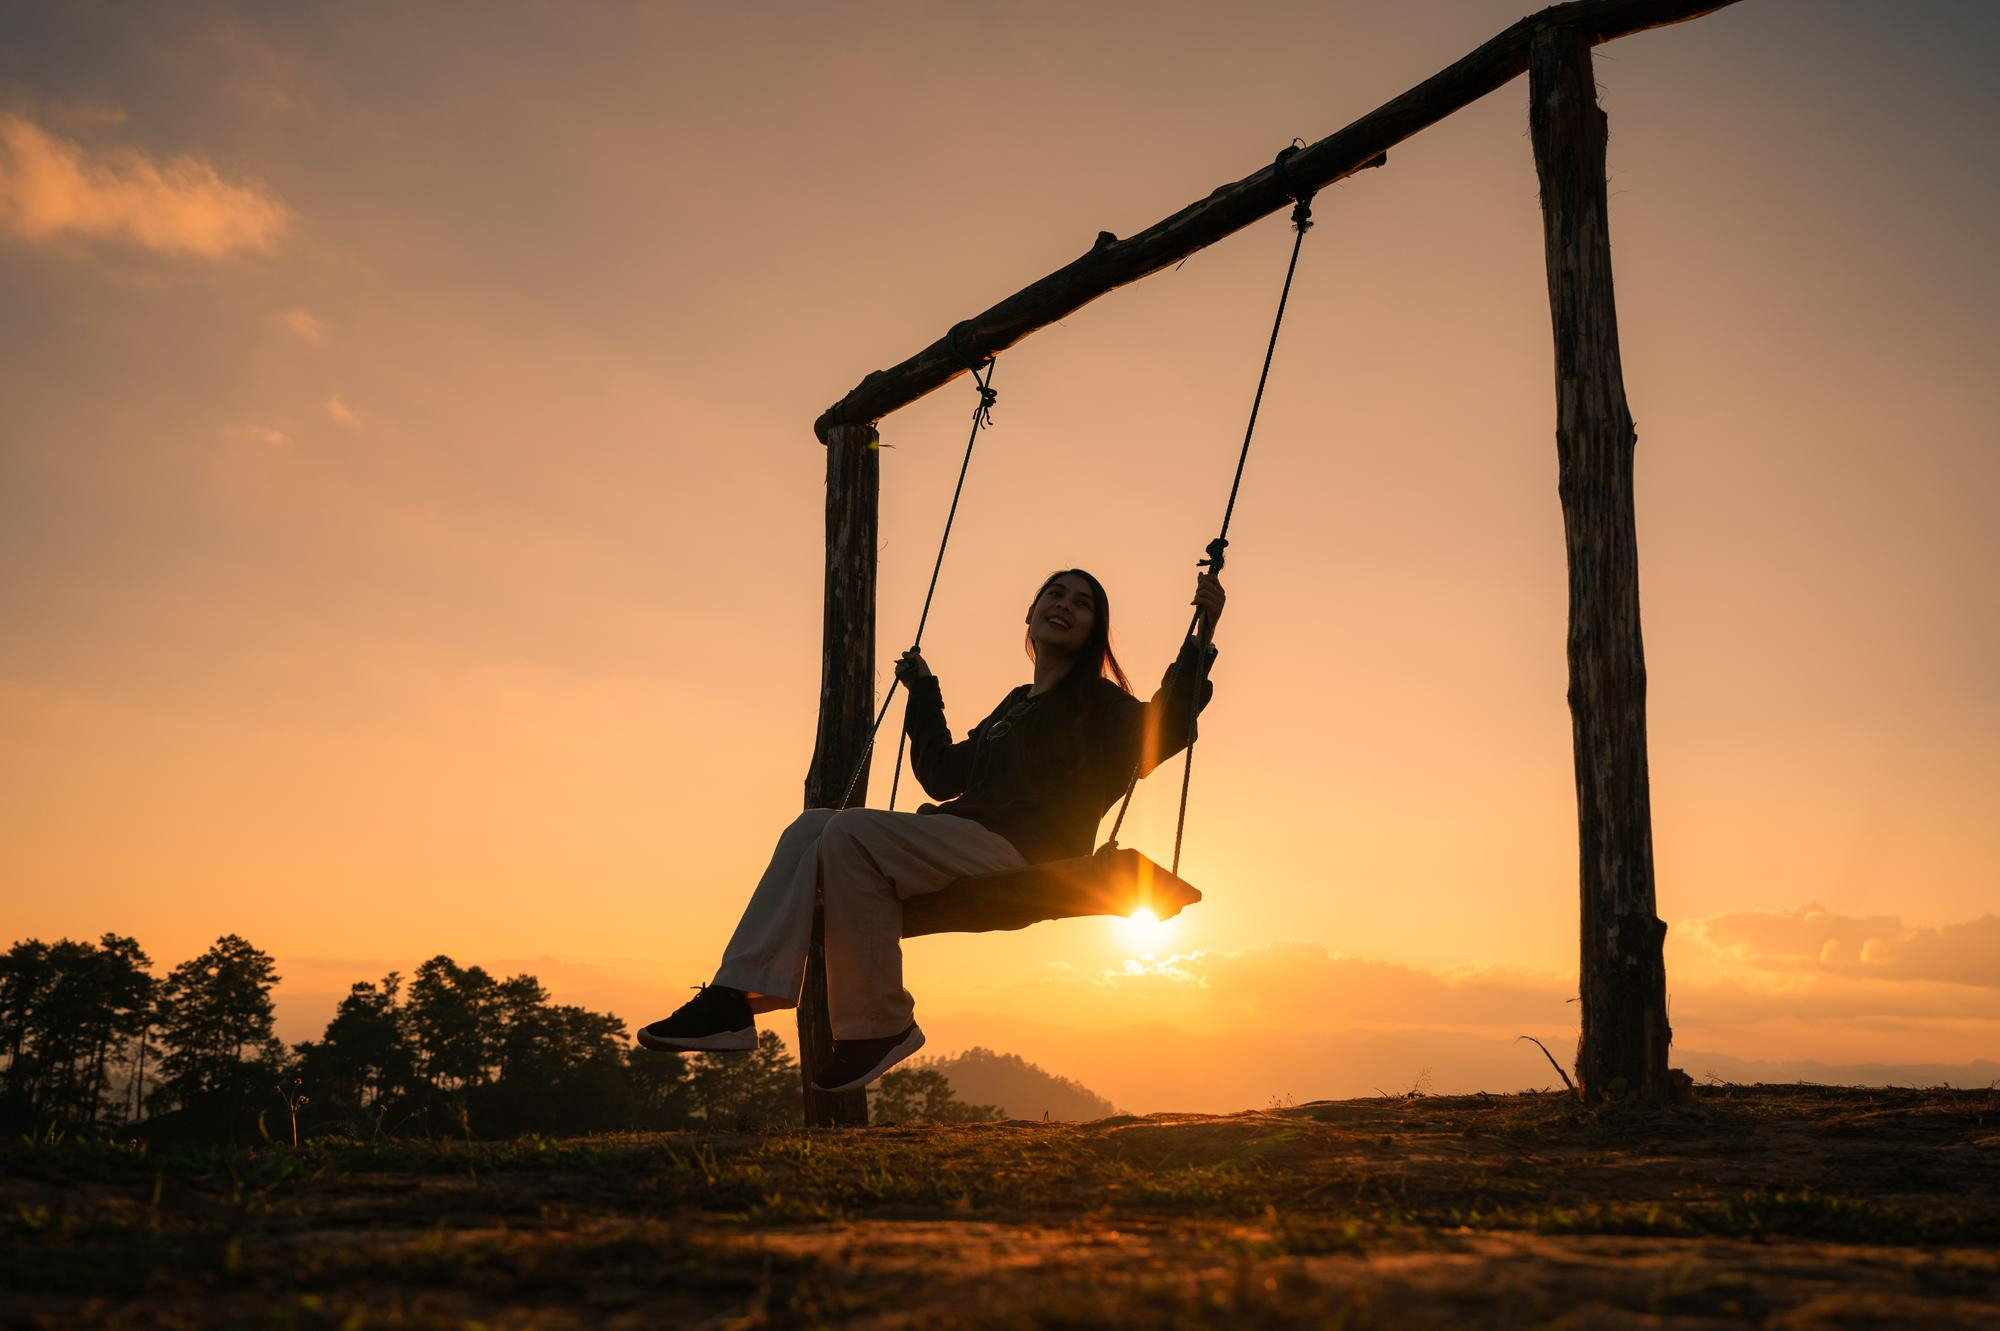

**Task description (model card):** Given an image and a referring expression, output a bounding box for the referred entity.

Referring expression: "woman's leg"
[712,807,839,1014]
[815,808,1026,1040]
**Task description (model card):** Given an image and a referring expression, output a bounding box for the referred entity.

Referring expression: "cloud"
[1026,931,2000,1043]
[1692,905,2000,990]
[324,394,361,428]
[0,111,288,256]
[281,309,326,341]
[1040,940,1576,1030]
[222,424,291,448]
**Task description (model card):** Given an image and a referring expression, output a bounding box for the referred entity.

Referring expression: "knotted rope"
[837,326,997,810]
[1107,143,1317,876]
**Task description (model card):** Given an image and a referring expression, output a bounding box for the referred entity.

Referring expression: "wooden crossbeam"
[813,0,1743,443]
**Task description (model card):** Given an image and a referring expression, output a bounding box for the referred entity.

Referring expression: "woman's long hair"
[1024,568,1131,693]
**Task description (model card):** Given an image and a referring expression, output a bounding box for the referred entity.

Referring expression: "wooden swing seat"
[901,845,1202,938]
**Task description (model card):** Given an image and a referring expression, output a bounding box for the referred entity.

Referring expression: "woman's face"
[1028,574,1096,656]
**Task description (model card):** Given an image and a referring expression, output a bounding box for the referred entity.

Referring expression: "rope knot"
[1273,142,1316,234]
[948,321,1000,429]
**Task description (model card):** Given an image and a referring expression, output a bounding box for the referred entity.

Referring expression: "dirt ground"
[4,1084,1997,1329]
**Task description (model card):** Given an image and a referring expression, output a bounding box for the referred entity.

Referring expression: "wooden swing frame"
[799,0,1745,1126]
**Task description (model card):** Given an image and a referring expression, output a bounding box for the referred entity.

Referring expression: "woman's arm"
[1087,572,1227,796]
[1121,636,1217,780]
[899,650,977,799]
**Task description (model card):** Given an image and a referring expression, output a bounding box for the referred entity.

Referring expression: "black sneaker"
[811,1022,926,1092]
[636,984,755,1053]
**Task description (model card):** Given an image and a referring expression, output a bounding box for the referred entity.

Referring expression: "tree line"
[0,933,995,1141]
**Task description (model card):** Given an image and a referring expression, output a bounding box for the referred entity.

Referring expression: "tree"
[151,934,283,1120]
[476,979,633,1137]
[0,940,56,1124]
[294,972,416,1135]
[491,973,554,1087]
[298,957,644,1140]
[72,934,153,1128]
[625,1046,692,1129]
[31,939,104,1124]
[0,935,154,1131]
[871,1066,1001,1125]
[401,955,503,1134]
[681,1032,803,1131]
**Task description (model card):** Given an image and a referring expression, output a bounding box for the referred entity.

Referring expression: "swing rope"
[837,327,997,811]
[842,141,1318,880]
[1107,144,1317,877]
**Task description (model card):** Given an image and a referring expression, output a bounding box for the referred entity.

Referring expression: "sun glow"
[1117,907,1178,954]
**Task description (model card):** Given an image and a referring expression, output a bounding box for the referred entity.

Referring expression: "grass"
[2,1085,1997,1328]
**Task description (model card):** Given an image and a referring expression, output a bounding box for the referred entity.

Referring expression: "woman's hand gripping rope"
[1192,572,1227,644]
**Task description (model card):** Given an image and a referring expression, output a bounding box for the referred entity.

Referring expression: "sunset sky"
[3,1,1994,1112]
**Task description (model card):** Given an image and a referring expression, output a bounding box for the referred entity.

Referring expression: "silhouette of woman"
[638,567,1224,1092]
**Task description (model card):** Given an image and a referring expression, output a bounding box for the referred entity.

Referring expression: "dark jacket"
[902,638,1217,865]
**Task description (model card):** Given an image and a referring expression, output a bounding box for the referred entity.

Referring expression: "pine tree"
[83,935,153,1128]
[625,1046,692,1129]
[151,934,283,1120]
[480,983,631,1136]
[404,956,500,1135]
[681,1031,802,1131]
[0,935,154,1130]
[294,972,416,1134]
[872,1066,1002,1125]
[0,941,55,1123]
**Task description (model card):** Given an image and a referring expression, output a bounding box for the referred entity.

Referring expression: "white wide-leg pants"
[713,807,1027,1040]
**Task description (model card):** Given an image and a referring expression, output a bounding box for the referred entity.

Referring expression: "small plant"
[277,1077,309,1149]
[1516,1035,1578,1094]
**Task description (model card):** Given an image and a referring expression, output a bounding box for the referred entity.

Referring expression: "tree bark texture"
[1529,27,1672,1103]
[798,424,880,1127]
[814,0,1742,443]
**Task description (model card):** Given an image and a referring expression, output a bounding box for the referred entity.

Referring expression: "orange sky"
[3,1,1995,1111]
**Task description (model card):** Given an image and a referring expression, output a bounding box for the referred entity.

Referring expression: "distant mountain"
[922,1015,1573,1111]
[1678,1052,2000,1090]
[922,1012,2000,1113]
[919,1047,1121,1121]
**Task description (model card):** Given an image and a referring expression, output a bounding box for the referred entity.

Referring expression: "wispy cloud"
[1046,940,1573,1029]
[0,111,288,256]
[324,394,361,428]
[1111,952,1209,985]
[222,424,291,448]
[1040,921,2000,1039]
[281,309,326,341]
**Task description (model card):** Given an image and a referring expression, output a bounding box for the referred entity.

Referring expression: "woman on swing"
[638,566,1225,1092]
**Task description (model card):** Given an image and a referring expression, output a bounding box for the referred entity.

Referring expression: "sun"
[1116,906,1178,954]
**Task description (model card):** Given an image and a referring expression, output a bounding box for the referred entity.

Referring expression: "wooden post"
[798,423,878,1127]
[1529,26,1673,1103]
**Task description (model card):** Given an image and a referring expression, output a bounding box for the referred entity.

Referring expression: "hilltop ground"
[3,1085,1996,1329]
